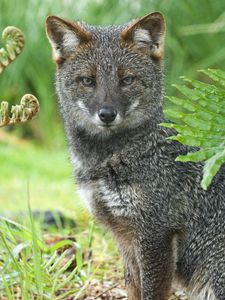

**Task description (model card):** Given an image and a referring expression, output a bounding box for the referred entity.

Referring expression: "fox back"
[46,12,225,300]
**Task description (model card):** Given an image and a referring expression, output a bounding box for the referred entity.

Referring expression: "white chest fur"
[78,183,94,214]
[78,179,139,218]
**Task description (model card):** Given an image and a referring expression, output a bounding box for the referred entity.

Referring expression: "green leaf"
[48,239,77,253]
[201,69,225,88]
[176,148,217,162]
[168,134,222,148]
[163,69,225,189]
[201,147,225,189]
[172,83,202,100]
[163,108,184,121]
[166,96,196,112]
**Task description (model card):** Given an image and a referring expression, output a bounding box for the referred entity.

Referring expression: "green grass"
[0,213,121,299]
[0,139,83,217]
[0,139,122,299]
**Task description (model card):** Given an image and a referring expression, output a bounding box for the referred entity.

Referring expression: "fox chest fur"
[75,142,144,220]
[70,127,196,231]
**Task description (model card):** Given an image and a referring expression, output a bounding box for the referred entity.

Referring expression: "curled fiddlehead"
[0,26,25,74]
[0,26,39,127]
[0,94,39,127]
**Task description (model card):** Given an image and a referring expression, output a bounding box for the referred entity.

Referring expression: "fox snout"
[98,105,117,124]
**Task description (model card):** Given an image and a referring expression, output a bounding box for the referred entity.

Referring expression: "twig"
[93,282,123,299]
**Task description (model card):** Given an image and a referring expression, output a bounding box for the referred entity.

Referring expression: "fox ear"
[121,12,166,60]
[46,16,92,64]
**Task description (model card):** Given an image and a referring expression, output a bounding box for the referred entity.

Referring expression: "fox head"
[46,12,165,137]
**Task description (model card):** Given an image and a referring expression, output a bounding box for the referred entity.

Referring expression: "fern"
[161,69,225,190]
[0,26,25,74]
[0,26,39,126]
[0,94,39,127]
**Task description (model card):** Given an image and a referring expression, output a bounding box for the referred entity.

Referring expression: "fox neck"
[66,106,165,175]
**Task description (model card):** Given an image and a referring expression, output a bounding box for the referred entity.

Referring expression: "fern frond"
[0,26,25,74]
[0,94,39,127]
[162,69,225,189]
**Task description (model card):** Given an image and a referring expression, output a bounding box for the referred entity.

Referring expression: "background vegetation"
[0,0,225,298]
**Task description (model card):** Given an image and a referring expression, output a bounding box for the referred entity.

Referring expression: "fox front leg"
[137,232,175,300]
[125,265,141,300]
[116,235,141,300]
[124,255,141,300]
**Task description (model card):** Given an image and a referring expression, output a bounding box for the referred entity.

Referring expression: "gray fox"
[46,12,225,300]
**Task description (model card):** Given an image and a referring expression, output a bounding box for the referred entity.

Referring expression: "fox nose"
[98,106,117,124]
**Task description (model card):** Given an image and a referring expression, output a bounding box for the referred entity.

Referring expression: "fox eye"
[120,76,135,86]
[79,77,96,87]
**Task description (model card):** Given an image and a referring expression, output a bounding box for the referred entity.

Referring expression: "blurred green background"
[0,0,225,216]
